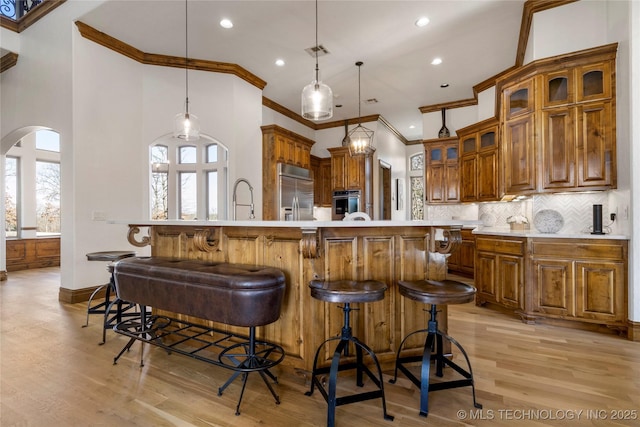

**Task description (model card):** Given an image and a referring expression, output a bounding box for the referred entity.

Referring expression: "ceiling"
[79,0,527,141]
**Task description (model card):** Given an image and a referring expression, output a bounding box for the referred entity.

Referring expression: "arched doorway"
[1,126,61,279]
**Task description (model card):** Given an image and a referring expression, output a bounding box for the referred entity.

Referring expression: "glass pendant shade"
[173,0,200,141]
[344,124,374,157]
[301,0,333,121]
[174,109,200,141]
[301,80,333,120]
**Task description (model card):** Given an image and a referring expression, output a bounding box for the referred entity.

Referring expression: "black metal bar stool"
[82,251,137,344]
[390,279,482,417]
[305,279,394,427]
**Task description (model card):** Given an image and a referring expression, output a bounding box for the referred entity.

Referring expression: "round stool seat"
[309,279,387,304]
[398,279,476,305]
[86,251,136,262]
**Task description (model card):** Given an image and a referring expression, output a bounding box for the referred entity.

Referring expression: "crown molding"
[1,52,19,73]
[75,21,266,90]
[262,97,318,128]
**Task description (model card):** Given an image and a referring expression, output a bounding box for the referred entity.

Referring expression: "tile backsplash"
[426,192,622,235]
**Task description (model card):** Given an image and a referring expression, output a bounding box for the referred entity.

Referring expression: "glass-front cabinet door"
[577,62,611,102]
[543,70,573,108]
[503,78,535,120]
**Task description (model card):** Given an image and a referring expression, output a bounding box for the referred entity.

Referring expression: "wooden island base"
[124,221,467,372]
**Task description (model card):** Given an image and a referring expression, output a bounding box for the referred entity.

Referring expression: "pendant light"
[301,0,333,121]
[173,0,200,141]
[343,61,374,157]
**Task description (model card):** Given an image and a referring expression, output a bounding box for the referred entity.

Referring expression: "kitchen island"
[118,220,477,371]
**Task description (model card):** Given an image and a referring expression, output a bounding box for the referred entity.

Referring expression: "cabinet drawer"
[476,237,524,256]
[531,240,625,261]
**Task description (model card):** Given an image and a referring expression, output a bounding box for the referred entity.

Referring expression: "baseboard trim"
[628,320,640,342]
[58,284,107,304]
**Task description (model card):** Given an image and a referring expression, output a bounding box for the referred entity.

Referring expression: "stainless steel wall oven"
[332,190,361,220]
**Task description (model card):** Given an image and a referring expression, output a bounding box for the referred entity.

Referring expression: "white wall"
[630,0,640,329]
[70,29,264,290]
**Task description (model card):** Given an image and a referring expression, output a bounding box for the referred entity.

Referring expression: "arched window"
[150,136,228,220]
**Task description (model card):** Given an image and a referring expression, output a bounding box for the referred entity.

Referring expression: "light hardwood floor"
[1,267,639,426]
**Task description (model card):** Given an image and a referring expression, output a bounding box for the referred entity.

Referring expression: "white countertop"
[473,226,629,240]
[110,219,483,228]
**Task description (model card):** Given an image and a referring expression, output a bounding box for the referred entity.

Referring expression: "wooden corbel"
[300,228,320,259]
[127,225,152,247]
[430,227,462,255]
[193,228,220,253]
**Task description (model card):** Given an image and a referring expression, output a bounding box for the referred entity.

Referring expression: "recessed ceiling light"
[431,57,442,65]
[275,59,285,67]
[415,16,430,27]
[441,83,449,88]
[220,18,233,29]
[409,125,416,129]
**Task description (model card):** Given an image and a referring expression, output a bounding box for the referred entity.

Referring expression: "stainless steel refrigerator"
[277,163,314,221]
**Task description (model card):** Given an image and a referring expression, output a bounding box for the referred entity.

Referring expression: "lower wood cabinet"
[475,233,629,337]
[529,238,627,327]
[447,228,475,277]
[475,236,526,310]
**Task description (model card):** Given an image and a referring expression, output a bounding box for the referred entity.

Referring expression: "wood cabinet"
[310,155,332,207]
[424,137,459,203]
[6,237,60,271]
[475,233,629,337]
[501,77,538,195]
[529,238,627,328]
[447,228,475,277]
[498,44,617,196]
[327,147,371,192]
[262,125,315,219]
[475,236,526,310]
[458,118,500,202]
[540,59,616,191]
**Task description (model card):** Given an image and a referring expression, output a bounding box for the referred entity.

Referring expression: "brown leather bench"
[113,257,285,327]
[111,257,286,415]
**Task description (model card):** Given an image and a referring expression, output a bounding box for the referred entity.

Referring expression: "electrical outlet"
[610,213,616,221]
[92,211,106,221]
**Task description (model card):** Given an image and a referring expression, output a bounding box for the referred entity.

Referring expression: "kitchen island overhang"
[112,220,478,371]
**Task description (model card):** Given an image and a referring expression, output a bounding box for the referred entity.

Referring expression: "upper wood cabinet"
[310,155,332,207]
[327,147,371,193]
[458,118,500,202]
[262,125,315,220]
[424,137,459,203]
[497,43,617,196]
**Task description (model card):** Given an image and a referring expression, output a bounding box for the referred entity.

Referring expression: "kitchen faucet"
[232,178,255,220]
